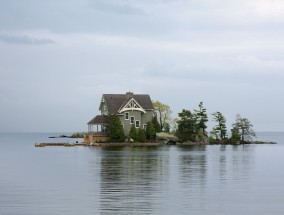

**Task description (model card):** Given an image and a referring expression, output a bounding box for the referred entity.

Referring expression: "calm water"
[1,132,284,215]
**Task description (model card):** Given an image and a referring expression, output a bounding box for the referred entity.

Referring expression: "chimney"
[126,91,134,98]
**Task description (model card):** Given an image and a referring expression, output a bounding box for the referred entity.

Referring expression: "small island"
[82,92,275,146]
[36,92,276,147]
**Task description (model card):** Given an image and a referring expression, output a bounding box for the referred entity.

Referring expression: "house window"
[143,124,147,130]
[130,116,135,124]
[135,120,140,128]
[125,112,129,120]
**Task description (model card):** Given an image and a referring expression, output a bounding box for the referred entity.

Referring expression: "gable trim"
[118,98,146,114]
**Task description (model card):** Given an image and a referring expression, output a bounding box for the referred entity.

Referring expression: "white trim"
[135,120,140,128]
[119,98,146,113]
[143,124,147,130]
[130,116,135,124]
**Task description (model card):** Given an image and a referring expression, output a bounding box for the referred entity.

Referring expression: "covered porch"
[85,115,109,143]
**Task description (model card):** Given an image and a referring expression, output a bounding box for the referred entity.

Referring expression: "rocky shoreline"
[35,140,277,147]
[88,140,277,147]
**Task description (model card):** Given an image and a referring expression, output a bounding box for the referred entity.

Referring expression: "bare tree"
[232,114,256,143]
[152,100,172,131]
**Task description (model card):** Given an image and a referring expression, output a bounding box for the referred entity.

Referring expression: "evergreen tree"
[232,114,256,143]
[176,109,197,142]
[106,114,125,143]
[152,115,161,133]
[129,124,137,141]
[146,121,156,142]
[137,129,146,143]
[212,111,227,141]
[229,126,241,144]
[194,102,208,134]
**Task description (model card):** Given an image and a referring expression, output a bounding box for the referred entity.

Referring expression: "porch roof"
[87,115,109,125]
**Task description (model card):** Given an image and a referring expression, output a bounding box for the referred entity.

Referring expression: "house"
[87,92,155,140]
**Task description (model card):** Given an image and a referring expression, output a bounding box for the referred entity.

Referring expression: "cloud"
[0,0,284,132]
[0,34,55,45]
[89,0,145,15]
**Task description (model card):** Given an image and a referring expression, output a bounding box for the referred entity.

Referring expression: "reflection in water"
[2,132,282,215]
[92,145,257,214]
[98,147,169,215]
[178,146,207,187]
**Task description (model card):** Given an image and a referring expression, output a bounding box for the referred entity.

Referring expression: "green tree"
[194,102,208,134]
[129,124,137,141]
[176,109,197,142]
[229,126,241,144]
[152,115,161,133]
[146,121,156,142]
[152,100,172,131]
[137,129,146,143]
[212,111,227,141]
[232,114,256,143]
[106,114,125,142]
[164,122,171,133]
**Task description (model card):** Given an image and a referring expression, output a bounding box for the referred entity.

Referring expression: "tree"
[194,102,208,134]
[163,123,171,133]
[229,126,241,144]
[106,114,125,142]
[152,115,161,133]
[232,114,256,143]
[211,111,227,140]
[137,129,146,143]
[146,121,156,142]
[171,118,179,132]
[152,100,172,131]
[176,109,197,142]
[129,124,137,141]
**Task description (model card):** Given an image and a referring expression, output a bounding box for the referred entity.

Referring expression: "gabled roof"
[118,97,146,113]
[100,92,154,114]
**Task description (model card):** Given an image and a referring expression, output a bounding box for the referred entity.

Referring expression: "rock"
[252,141,277,144]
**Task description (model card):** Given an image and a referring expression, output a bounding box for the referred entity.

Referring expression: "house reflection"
[98,147,169,215]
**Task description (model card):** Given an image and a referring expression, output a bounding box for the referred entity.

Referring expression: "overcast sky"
[1,0,284,132]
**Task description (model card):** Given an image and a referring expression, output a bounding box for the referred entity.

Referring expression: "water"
[1,132,284,215]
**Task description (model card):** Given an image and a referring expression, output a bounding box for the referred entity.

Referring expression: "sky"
[0,0,284,132]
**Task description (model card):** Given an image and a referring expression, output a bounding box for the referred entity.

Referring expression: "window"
[143,124,147,130]
[130,116,135,124]
[135,120,140,128]
[125,112,129,120]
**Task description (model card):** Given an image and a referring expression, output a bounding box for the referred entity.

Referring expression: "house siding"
[90,92,154,136]
[120,110,154,135]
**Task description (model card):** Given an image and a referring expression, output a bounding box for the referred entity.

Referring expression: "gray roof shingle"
[88,115,108,125]
[101,93,154,114]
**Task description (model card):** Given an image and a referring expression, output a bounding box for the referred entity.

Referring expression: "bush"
[137,129,146,143]
[106,114,125,143]
[129,125,137,141]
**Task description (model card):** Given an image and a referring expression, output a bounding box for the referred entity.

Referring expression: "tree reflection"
[178,146,207,187]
